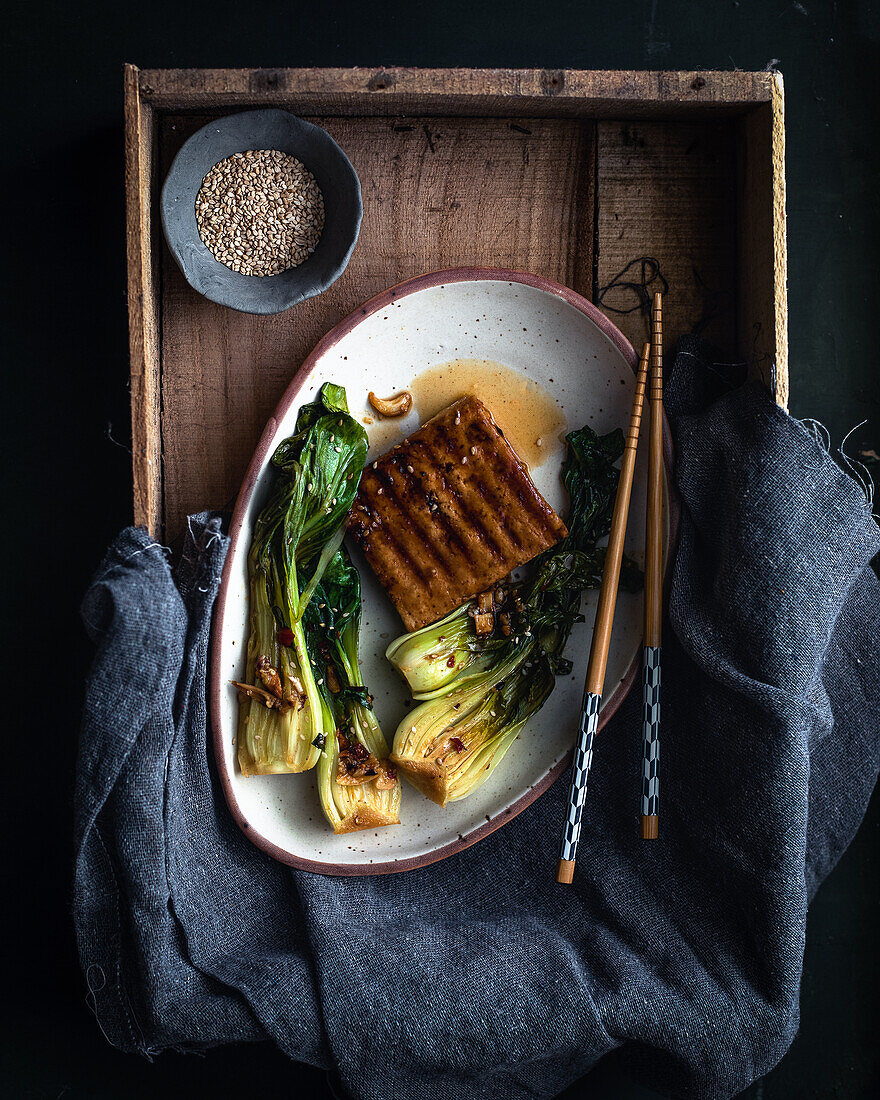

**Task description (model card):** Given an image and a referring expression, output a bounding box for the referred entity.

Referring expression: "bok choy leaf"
[233,384,368,777]
[388,424,642,805]
[307,550,401,833]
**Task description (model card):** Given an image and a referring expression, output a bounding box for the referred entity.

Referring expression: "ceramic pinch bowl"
[160,109,362,315]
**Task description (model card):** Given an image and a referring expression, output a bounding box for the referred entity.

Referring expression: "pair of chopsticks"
[557,294,664,884]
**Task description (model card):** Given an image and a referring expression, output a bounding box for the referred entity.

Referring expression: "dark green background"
[2,1,877,1097]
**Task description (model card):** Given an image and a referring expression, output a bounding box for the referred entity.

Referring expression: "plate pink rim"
[208,266,678,876]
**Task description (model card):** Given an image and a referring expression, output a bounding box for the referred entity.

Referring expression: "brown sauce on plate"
[410,359,564,468]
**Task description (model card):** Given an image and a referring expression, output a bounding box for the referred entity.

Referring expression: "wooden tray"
[125,65,787,541]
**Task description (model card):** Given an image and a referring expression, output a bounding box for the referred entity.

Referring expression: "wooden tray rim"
[125,64,786,538]
[131,65,778,115]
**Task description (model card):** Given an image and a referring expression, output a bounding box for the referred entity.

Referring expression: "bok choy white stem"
[389,424,642,805]
[234,384,368,777]
[309,549,401,832]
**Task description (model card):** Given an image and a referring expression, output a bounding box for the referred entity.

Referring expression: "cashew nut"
[368,389,413,417]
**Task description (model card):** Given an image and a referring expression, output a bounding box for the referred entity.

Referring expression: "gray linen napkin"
[75,339,880,1099]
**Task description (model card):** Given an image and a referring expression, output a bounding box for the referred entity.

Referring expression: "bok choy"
[233,383,368,777]
[388,424,641,806]
[308,550,401,833]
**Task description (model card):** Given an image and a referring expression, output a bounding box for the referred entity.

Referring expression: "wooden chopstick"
[557,342,649,884]
[641,293,664,840]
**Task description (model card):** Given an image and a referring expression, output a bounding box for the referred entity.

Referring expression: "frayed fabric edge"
[797,417,875,512]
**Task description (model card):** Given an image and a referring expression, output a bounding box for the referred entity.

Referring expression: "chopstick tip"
[556,859,576,884]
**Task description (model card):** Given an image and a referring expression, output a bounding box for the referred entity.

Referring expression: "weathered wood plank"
[136,67,774,118]
[158,114,596,541]
[124,63,162,535]
[737,76,788,406]
[127,66,788,539]
[595,119,738,362]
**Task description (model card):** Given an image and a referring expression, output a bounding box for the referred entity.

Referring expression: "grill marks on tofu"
[349,396,567,631]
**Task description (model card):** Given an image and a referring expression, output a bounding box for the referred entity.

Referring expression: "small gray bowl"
[161,109,362,315]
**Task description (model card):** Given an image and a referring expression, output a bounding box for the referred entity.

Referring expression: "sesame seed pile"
[195,149,325,277]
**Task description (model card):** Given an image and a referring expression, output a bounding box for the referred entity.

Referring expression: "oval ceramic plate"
[209,268,673,875]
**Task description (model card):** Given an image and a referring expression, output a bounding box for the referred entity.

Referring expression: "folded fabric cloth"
[75,338,880,1099]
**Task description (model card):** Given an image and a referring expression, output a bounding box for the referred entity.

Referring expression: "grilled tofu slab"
[348,396,567,631]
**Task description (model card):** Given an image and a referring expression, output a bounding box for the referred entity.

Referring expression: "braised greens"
[234,384,367,777]
[308,550,401,833]
[235,393,641,827]
[388,424,641,806]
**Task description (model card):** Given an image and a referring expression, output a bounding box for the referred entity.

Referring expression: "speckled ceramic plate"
[209,268,674,874]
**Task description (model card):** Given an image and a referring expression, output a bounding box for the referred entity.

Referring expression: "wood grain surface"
[137,66,775,116]
[737,72,789,408]
[595,119,738,358]
[124,66,162,532]
[127,66,788,540]
[158,113,595,540]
